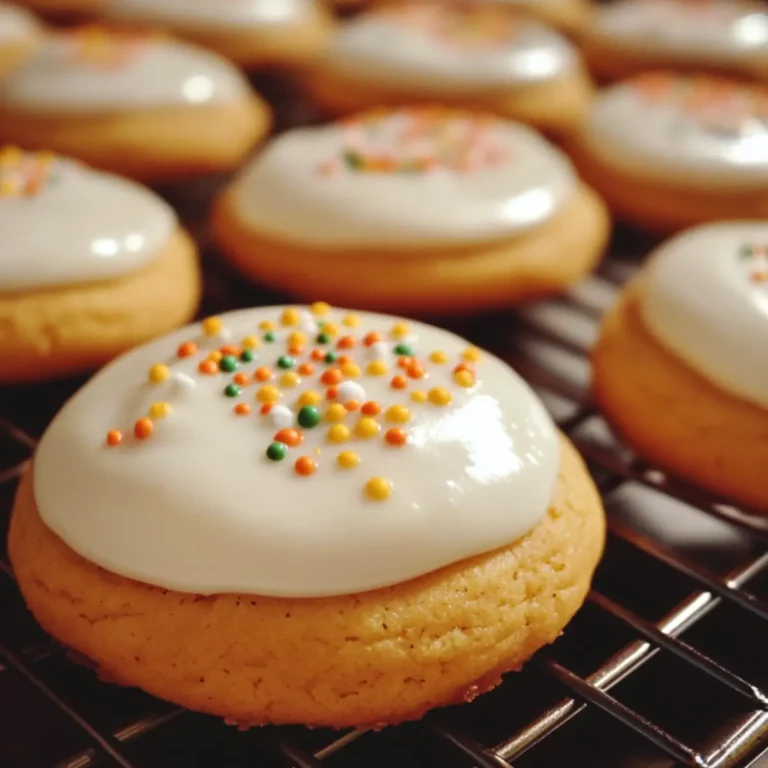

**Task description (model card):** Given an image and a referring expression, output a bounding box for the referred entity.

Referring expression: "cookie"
[582,0,768,83]
[213,108,610,313]
[103,0,334,70]
[592,222,768,511]
[305,2,594,135]
[0,148,200,383]
[0,3,42,76]
[13,0,102,19]
[0,26,270,183]
[568,73,768,234]
[9,304,605,727]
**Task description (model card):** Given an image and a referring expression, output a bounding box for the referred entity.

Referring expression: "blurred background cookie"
[0,2,43,75]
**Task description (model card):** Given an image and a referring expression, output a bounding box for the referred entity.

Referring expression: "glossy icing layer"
[592,0,768,66]
[235,109,576,248]
[0,3,39,43]
[0,149,175,292]
[582,74,768,189]
[638,221,768,408]
[34,305,560,597]
[0,29,251,113]
[323,4,579,93]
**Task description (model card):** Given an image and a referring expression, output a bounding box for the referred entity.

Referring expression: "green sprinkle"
[219,355,239,373]
[324,351,338,364]
[266,442,287,461]
[277,355,294,370]
[240,349,255,363]
[297,405,321,429]
[224,383,241,398]
[264,331,276,343]
[316,332,331,345]
[344,151,364,170]
[394,343,413,356]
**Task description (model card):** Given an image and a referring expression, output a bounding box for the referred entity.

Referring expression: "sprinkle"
[257,385,280,403]
[406,362,425,379]
[254,367,273,382]
[177,342,197,358]
[355,417,380,439]
[337,354,351,365]
[281,308,300,326]
[385,405,411,424]
[316,332,332,345]
[344,400,361,412]
[281,372,300,388]
[269,404,293,427]
[220,345,241,358]
[341,361,361,377]
[298,405,321,428]
[260,320,276,331]
[342,313,359,327]
[391,375,408,390]
[454,362,475,374]
[428,387,452,406]
[274,428,303,447]
[242,335,259,350]
[277,355,294,370]
[326,386,339,400]
[390,323,409,339]
[429,350,447,364]
[361,401,381,415]
[324,351,338,364]
[338,381,365,402]
[311,348,326,361]
[264,331,276,343]
[298,390,321,406]
[310,301,331,316]
[202,316,223,336]
[261,403,274,415]
[365,477,392,501]
[326,403,347,422]
[171,372,196,393]
[321,368,343,386]
[266,442,287,462]
[385,428,407,446]
[367,360,388,376]
[198,360,218,375]
[364,332,383,347]
[134,418,153,440]
[208,351,223,363]
[337,450,359,469]
[462,346,481,362]
[411,390,428,403]
[337,335,356,350]
[220,355,239,373]
[394,343,413,356]
[323,322,339,337]
[106,429,122,447]
[295,456,317,476]
[150,402,172,419]
[224,383,241,398]
[234,403,251,416]
[298,363,315,376]
[148,363,170,384]
[240,349,256,363]
[397,356,412,370]
[454,370,474,388]
[327,424,351,443]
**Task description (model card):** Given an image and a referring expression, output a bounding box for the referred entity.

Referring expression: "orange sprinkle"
[298,363,315,376]
[198,360,218,375]
[260,403,274,415]
[364,332,383,347]
[344,400,361,412]
[337,335,357,349]
[234,403,251,416]
[311,348,326,362]
[326,386,339,400]
[397,356,413,369]
[321,368,343,386]
[337,354,351,366]
[234,373,250,386]
[177,341,197,358]
[254,367,273,382]
[134,418,154,440]
[288,344,304,356]
[106,429,122,447]
[361,401,381,416]
[295,456,317,477]
[385,428,408,447]
[407,362,425,379]
[220,344,241,357]
[454,362,475,374]
[391,375,408,390]
[274,428,303,447]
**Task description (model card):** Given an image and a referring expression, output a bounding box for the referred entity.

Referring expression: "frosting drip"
[323,4,579,93]
[0,149,175,292]
[0,28,251,113]
[638,221,768,408]
[0,3,39,43]
[235,109,576,249]
[582,74,768,189]
[34,305,560,597]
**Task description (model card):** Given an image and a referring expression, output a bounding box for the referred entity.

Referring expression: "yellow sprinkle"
[0,146,22,165]
[298,390,321,407]
[454,370,475,388]
[385,405,411,424]
[338,450,360,469]
[327,424,351,444]
[462,346,481,362]
[257,385,280,404]
[322,322,339,337]
[148,364,170,384]
[429,350,448,364]
[355,417,380,439]
[390,322,409,339]
[201,316,222,337]
[411,390,428,403]
[0,179,17,196]
[280,372,300,388]
[341,361,361,378]
[366,360,388,376]
[325,403,347,422]
[365,476,392,501]
[310,301,331,316]
[259,320,276,331]
[428,387,452,406]
[281,307,300,327]
[149,402,172,419]
[208,350,223,363]
[343,313,360,327]
[241,335,260,350]
[288,331,306,346]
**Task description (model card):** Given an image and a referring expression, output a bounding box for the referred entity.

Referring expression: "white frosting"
[592,0,768,67]
[0,32,250,113]
[0,3,39,43]
[639,221,768,409]
[582,75,768,189]
[0,154,175,292]
[234,111,576,249]
[34,305,560,598]
[323,5,579,94]
[105,0,318,32]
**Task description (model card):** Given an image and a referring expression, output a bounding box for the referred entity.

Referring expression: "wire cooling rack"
[1,78,768,768]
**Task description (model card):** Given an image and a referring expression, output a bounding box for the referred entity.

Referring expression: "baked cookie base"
[0,98,271,184]
[592,285,768,512]
[566,138,768,235]
[13,0,101,18]
[8,434,605,728]
[212,182,610,314]
[0,228,200,384]
[0,38,41,77]
[304,67,595,135]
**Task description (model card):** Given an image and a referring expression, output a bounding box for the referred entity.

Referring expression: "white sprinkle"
[269,404,293,429]
[337,381,365,403]
[366,341,390,360]
[171,372,196,393]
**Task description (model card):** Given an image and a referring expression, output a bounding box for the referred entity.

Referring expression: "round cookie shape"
[322,4,579,94]
[0,27,251,114]
[34,304,560,597]
[582,74,768,189]
[0,148,175,291]
[638,221,768,409]
[234,109,577,249]
[0,3,39,42]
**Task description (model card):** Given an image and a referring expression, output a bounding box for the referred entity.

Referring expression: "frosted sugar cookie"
[593,222,768,511]
[0,3,42,76]
[305,2,594,134]
[0,27,270,183]
[9,304,605,727]
[582,0,768,83]
[568,73,768,234]
[103,0,334,70]
[0,148,200,383]
[213,108,610,313]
